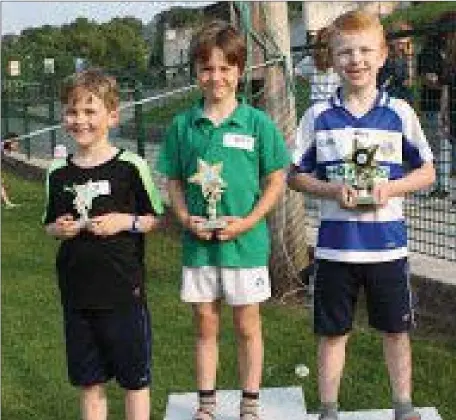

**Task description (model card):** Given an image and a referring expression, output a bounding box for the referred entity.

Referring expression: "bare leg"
[383,332,412,402]
[233,304,263,392]
[81,384,107,420]
[193,301,221,391]
[318,334,349,404]
[125,388,150,420]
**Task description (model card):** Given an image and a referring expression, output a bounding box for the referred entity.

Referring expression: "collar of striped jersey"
[331,86,389,109]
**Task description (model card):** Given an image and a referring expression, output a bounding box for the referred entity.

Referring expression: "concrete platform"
[305,407,442,420]
[164,386,306,419]
[165,384,442,420]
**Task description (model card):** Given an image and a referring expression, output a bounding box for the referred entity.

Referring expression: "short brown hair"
[329,10,386,49]
[190,20,246,73]
[60,68,119,111]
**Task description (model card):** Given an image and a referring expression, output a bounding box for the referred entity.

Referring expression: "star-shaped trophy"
[345,138,380,207]
[188,158,227,230]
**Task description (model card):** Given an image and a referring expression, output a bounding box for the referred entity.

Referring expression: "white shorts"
[181,266,271,306]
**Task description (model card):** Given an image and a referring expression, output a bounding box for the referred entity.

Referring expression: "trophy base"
[200,218,228,230]
[76,217,89,229]
[355,191,376,207]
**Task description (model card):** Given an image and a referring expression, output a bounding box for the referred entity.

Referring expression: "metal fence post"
[22,84,31,159]
[134,81,145,157]
[2,84,10,136]
[48,77,56,155]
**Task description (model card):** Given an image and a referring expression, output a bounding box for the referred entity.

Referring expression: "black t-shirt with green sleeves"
[158,98,291,267]
[43,149,164,310]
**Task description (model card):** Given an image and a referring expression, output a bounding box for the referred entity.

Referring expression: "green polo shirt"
[158,98,291,267]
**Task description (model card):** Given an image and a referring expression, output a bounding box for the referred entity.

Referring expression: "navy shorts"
[313,258,414,335]
[63,302,152,390]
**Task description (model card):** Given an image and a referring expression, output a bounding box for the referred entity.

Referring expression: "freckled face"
[62,90,118,148]
[331,29,387,91]
[195,47,241,103]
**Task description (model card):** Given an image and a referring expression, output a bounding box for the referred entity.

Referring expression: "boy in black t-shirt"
[43,68,163,420]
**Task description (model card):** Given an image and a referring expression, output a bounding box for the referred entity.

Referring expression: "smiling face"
[331,28,387,94]
[195,46,241,104]
[62,89,118,149]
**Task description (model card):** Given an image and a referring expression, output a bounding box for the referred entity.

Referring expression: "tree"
[1,16,150,81]
[101,18,148,73]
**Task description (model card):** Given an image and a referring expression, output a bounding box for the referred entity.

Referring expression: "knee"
[320,334,349,347]
[82,383,106,401]
[234,314,261,341]
[195,310,219,340]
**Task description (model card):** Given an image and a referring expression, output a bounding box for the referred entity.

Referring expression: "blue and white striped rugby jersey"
[292,88,434,263]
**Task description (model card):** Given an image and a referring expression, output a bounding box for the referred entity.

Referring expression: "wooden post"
[261,2,310,298]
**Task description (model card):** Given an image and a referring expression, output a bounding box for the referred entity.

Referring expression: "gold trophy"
[345,138,380,207]
[188,158,227,230]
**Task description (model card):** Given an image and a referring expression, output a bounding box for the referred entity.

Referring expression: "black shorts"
[313,258,414,335]
[63,302,152,390]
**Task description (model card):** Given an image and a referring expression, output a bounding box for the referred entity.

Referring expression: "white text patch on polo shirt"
[223,133,255,151]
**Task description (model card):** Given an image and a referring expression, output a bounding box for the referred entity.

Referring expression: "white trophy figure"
[64,180,99,228]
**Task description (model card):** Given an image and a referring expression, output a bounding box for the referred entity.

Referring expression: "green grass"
[2,171,456,419]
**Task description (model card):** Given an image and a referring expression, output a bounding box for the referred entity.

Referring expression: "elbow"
[427,164,436,186]
[287,176,300,192]
[286,166,301,192]
[430,169,436,186]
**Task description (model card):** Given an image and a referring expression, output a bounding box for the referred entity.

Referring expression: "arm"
[167,178,191,227]
[216,169,286,241]
[167,178,212,241]
[44,209,156,238]
[373,162,435,206]
[88,212,160,236]
[288,168,357,209]
[45,214,82,239]
[245,169,286,225]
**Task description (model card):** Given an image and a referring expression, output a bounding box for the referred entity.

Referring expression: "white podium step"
[306,407,442,420]
[164,386,307,419]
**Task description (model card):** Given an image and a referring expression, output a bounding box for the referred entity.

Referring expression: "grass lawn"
[2,172,456,419]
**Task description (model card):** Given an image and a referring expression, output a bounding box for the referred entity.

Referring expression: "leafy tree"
[1,16,149,82]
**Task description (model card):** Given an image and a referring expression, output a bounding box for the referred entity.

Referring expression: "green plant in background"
[382,1,456,28]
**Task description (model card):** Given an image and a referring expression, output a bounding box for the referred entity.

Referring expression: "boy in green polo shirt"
[158,20,290,420]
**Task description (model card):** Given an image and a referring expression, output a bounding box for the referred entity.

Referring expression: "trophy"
[345,137,380,207]
[64,180,98,228]
[188,158,227,230]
